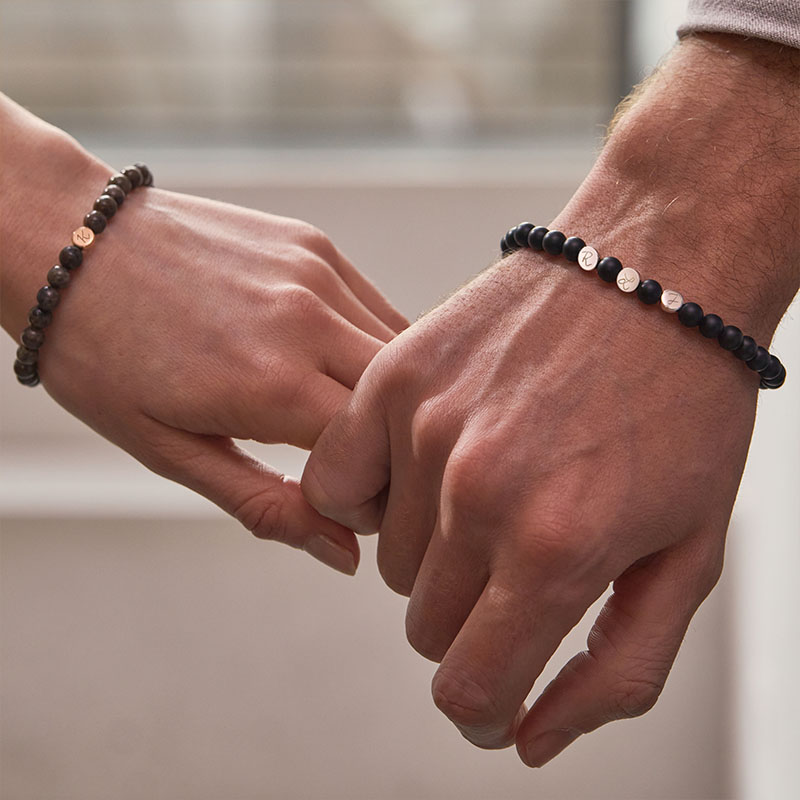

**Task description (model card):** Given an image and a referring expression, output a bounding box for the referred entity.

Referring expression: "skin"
[303,32,800,766]
[0,93,408,576]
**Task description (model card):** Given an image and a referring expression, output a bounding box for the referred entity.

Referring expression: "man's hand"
[302,32,799,764]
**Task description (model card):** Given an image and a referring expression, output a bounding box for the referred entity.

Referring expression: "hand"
[302,32,798,761]
[23,165,407,574]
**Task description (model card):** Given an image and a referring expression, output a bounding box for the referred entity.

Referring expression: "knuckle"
[234,486,289,545]
[294,222,336,259]
[275,284,325,319]
[431,663,501,730]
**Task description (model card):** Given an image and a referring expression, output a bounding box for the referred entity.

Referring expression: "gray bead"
[21,327,45,349]
[37,285,60,311]
[47,264,71,288]
[94,193,118,219]
[28,306,52,329]
[122,165,143,188]
[16,345,38,365]
[104,184,125,206]
[14,360,37,378]
[108,173,132,194]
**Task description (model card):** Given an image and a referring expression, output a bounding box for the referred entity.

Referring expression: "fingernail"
[304,534,357,576]
[524,729,580,768]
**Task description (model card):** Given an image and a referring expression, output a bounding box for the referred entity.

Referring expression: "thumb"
[137,420,360,576]
[301,384,390,535]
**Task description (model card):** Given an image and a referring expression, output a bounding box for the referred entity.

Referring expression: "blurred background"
[1,1,798,798]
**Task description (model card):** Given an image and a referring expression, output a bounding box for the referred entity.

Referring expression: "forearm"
[557,33,799,344]
[0,93,110,337]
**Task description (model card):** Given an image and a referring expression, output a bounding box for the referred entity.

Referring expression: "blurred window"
[2,0,636,149]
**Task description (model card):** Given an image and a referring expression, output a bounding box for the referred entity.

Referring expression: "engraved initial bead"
[577,246,599,271]
[660,289,684,312]
[72,226,95,249]
[616,267,640,293]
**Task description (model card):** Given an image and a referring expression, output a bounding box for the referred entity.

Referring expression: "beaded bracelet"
[14,163,153,387]
[501,223,786,390]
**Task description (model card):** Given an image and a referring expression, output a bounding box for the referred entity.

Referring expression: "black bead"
[17,372,40,387]
[47,264,71,289]
[14,360,37,378]
[747,346,771,372]
[699,313,723,338]
[94,194,118,218]
[718,325,743,351]
[637,279,662,305]
[734,336,758,361]
[84,210,107,234]
[16,345,38,365]
[108,173,133,194]
[760,363,786,389]
[37,285,60,311]
[59,245,83,270]
[122,165,143,189]
[28,306,52,329]
[514,222,535,247]
[542,230,566,256]
[678,302,704,327]
[134,162,153,186]
[21,327,45,349]
[527,226,548,250]
[104,184,126,206]
[502,229,519,253]
[759,355,783,381]
[597,256,623,283]
[562,236,586,262]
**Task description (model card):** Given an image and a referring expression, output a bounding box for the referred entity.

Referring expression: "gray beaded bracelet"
[501,223,786,390]
[14,163,153,387]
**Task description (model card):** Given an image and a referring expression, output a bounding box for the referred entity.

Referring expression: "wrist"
[555,33,799,344]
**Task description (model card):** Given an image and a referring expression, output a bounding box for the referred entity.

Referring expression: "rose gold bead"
[72,226,95,249]
[616,267,640,293]
[660,289,684,313]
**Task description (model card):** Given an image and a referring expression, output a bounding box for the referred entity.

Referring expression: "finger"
[430,563,606,750]
[317,312,385,389]
[404,514,490,661]
[330,252,410,335]
[515,536,722,768]
[313,265,399,344]
[136,420,361,576]
[302,383,390,535]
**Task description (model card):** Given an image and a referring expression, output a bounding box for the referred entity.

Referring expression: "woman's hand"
[0,94,407,574]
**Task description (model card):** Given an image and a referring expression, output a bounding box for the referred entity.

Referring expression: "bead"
[597,256,622,283]
[21,327,45,349]
[678,302,704,327]
[122,165,143,188]
[699,314,724,338]
[616,267,640,293]
[542,230,566,256]
[104,184,126,206]
[747,346,771,372]
[502,228,518,253]
[734,335,758,361]
[47,264,71,288]
[59,244,83,269]
[759,355,783,381]
[660,289,684,313]
[16,345,38,365]
[108,173,133,194]
[28,306,52,329]
[514,222,535,247]
[94,194,118,219]
[527,226,548,250]
[17,372,40,387]
[84,210,107,234]
[134,162,153,186]
[718,325,743,351]
[562,237,586,262]
[37,285,60,311]
[637,279,662,304]
[577,246,599,271]
[14,360,37,378]
[760,364,786,389]
[72,226,95,248]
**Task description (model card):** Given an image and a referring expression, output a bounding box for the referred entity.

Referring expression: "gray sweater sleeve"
[677,0,800,49]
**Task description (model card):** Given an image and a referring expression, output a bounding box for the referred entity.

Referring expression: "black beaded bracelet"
[14,163,153,387]
[501,223,786,390]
